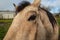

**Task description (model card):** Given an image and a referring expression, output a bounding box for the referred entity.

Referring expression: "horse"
[3,0,59,40]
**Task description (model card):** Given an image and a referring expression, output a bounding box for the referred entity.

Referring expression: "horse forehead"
[22,6,38,13]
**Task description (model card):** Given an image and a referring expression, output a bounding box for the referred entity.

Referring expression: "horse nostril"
[28,15,36,21]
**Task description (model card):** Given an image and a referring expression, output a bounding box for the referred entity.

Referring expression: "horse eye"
[28,15,36,21]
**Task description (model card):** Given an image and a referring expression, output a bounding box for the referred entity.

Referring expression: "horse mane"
[39,7,57,28]
[16,1,31,13]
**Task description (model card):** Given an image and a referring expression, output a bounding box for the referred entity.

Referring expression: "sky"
[0,0,60,13]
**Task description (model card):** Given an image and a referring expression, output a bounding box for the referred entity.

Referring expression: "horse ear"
[33,0,41,7]
[25,0,41,7]
[13,3,17,8]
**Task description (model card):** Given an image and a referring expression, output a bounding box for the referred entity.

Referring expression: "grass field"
[56,17,60,26]
[0,19,12,40]
[0,18,60,40]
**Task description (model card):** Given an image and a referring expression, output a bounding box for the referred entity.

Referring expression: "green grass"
[0,19,60,40]
[56,17,60,40]
[56,18,60,25]
[0,23,11,40]
[0,19,12,40]
[0,19,12,23]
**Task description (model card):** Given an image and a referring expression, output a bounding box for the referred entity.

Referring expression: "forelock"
[16,1,31,13]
